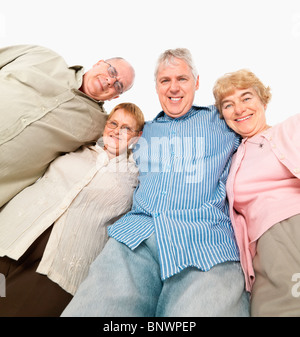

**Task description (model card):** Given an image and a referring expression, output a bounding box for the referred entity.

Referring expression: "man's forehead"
[111,59,135,85]
[108,58,123,68]
[158,59,190,75]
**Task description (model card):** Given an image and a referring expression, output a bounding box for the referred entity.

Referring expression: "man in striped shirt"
[62,48,250,317]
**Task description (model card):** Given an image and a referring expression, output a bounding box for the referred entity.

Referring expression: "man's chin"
[163,102,192,119]
[164,110,187,118]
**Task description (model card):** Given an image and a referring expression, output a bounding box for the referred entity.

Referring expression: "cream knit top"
[0,144,139,294]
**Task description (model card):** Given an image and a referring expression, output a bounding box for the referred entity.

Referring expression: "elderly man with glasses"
[0,44,135,208]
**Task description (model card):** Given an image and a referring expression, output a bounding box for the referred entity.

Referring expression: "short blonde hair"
[108,102,145,132]
[213,69,272,117]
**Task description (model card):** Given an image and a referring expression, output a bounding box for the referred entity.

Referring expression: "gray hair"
[154,48,198,82]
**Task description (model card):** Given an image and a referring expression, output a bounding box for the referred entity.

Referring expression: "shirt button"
[293,168,300,174]
[153,213,160,218]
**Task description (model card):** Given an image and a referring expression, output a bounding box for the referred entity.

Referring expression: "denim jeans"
[62,234,250,317]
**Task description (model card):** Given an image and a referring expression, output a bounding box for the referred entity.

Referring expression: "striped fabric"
[108,105,241,280]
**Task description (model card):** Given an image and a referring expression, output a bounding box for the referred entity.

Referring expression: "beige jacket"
[0,144,139,295]
[0,44,107,207]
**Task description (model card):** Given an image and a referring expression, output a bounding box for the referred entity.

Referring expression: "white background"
[1,0,300,125]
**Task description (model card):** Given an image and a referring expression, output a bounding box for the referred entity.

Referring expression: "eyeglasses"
[103,61,124,95]
[106,120,139,135]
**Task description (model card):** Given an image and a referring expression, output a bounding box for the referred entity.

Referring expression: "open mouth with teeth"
[169,97,182,102]
[236,114,253,122]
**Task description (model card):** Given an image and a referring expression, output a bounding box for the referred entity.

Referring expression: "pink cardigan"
[226,114,300,292]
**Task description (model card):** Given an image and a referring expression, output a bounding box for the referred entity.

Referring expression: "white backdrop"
[1,0,300,125]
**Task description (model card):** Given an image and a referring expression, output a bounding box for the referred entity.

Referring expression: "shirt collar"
[153,106,198,122]
[95,143,129,163]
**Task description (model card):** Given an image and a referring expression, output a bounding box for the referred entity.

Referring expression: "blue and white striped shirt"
[108,105,241,280]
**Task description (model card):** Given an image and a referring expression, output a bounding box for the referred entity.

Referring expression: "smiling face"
[102,108,142,159]
[221,88,268,138]
[156,58,199,118]
[81,59,135,101]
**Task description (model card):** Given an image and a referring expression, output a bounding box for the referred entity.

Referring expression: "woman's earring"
[128,143,135,150]
[96,137,104,147]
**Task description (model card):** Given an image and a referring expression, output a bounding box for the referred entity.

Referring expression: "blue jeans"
[62,235,249,317]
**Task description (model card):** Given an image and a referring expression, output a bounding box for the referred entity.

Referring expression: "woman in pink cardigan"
[213,69,300,317]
